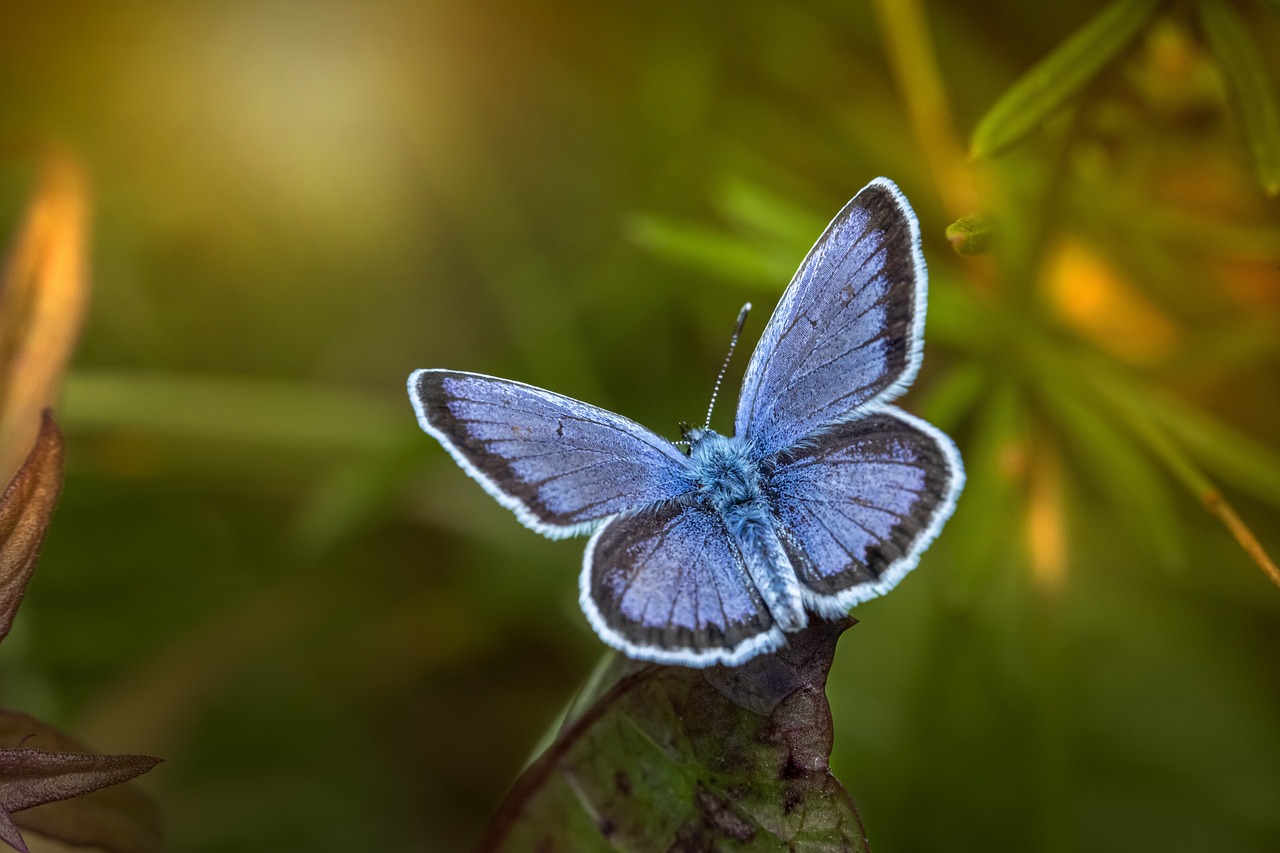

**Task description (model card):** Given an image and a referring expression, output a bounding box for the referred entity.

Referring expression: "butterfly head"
[680,423,707,445]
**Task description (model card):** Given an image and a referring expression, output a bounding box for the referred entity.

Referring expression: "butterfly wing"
[581,503,784,667]
[736,178,927,458]
[409,369,694,538]
[765,408,963,616]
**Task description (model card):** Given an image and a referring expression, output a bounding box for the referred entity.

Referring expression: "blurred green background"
[1,0,1279,850]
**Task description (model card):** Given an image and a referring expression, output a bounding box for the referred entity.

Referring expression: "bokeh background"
[1,0,1279,850]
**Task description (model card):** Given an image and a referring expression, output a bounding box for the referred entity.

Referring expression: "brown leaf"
[0,146,90,483]
[0,810,26,853]
[0,711,162,853]
[0,412,62,644]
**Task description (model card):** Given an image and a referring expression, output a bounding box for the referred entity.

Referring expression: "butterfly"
[408,177,964,668]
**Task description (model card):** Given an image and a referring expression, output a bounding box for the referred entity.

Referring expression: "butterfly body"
[686,429,758,516]
[409,178,965,667]
[684,428,807,633]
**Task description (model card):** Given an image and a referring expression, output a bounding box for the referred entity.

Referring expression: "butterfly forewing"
[409,370,694,537]
[736,179,927,459]
[409,177,966,669]
[765,408,963,615]
[581,503,784,666]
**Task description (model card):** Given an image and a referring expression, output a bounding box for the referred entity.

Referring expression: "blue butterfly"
[408,178,964,668]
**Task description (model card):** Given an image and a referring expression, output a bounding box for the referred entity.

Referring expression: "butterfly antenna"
[703,303,751,430]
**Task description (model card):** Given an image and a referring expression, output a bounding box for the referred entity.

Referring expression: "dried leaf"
[970,0,1164,158]
[0,412,62,644]
[10,777,163,853]
[480,618,869,852]
[0,711,162,853]
[0,811,25,853]
[0,147,90,483]
[1197,0,1280,195]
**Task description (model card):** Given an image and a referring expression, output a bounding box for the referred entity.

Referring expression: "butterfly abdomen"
[733,517,807,633]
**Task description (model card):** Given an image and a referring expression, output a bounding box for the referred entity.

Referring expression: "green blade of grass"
[1056,341,1280,512]
[915,361,988,432]
[712,178,827,250]
[624,215,792,288]
[919,274,997,351]
[1087,367,1280,589]
[970,0,1164,158]
[1037,381,1183,568]
[945,379,1031,585]
[1031,344,1279,588]
[1137,389,1280,512]
[60,371,407,455]
[1196,0,1280,195]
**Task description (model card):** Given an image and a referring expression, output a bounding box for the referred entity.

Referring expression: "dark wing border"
[735,177,929,457]
[409,369,691,539]
[578,508,786,668]
[776,405,964,618]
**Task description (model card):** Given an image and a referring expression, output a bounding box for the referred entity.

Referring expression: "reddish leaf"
[0,711,162,853]
[0,412,62,644]
[0,810,25,853]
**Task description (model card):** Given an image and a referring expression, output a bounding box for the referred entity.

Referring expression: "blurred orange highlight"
[1026,437,1067,592]
[1044,237,1179,365]
[0,148,89,482]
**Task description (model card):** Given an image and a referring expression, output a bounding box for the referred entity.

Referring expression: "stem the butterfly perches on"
[477,617,870,852]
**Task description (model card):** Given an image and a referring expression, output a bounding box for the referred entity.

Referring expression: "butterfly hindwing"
[409,178,966,668]
[581,503,784,666]
[409,370,694,538]
[765,407,963,616]
[736,178,927,458]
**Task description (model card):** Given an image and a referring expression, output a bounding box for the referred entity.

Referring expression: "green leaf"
[970,0,1164,158]
[915,361,987,432]
[1062,345,1280,512]
[479,618,869,852]
[625,215,792,289]
[1196,0,1280,195]
[945,216,993,256]
[933,379,1028,585]
[712,178,827,250]
[1075,357,1280,586]
[1139,389,1280,512]
[286,436,425,558]
[921,274,1001,352]
[60,371,406,455]
[1037,381,1183,567]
